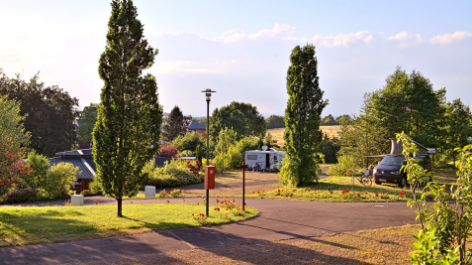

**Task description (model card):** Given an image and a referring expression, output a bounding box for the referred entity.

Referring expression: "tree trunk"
[117,197,122,217]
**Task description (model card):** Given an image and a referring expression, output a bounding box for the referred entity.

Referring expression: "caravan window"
[247,155,257,160]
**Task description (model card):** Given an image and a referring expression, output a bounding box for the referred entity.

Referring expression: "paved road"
[0,197,416,264]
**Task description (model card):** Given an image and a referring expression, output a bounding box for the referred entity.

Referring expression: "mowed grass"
[0,203,258,247]
[247,176,417,202]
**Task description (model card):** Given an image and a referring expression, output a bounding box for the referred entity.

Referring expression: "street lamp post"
[202,89,216,216]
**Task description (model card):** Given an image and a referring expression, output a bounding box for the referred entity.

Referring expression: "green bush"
[21,151,50,190]
[326,155,356,176]
[178,150,193,157]
[214,133,260,171]
[44,163,79,198]
[89,179,103,195]
[141,159,203,188]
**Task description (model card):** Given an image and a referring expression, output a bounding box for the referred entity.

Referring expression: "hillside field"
[268,125,342,146]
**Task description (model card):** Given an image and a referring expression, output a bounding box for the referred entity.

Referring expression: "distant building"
[188,121,206,135]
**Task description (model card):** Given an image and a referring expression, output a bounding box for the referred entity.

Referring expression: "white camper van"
[245,148,285,171]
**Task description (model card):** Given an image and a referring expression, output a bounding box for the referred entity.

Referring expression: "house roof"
[188,121,206,130]
[48,157,96,180]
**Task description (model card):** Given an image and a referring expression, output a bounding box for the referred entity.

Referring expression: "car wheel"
[398,175,407,188]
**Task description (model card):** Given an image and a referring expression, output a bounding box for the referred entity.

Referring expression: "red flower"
[313,188,317,191]
[130,201,133,204]
[290,193,293,196]
[357,193,360,197]
[375,193,378,197]
[330,191,333,194]
[95,202,98,205]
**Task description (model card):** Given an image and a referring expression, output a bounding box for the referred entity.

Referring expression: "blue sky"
[1,0,471,117]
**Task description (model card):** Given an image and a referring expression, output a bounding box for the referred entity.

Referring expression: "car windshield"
[379,156,404,166]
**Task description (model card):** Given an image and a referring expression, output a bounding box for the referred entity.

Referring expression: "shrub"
[89,179,103,195]
[22,151,49,190]
[44,163,79,198]
[157,143,179,158]
[141,159,203,188]
[179,150,193,157]
[326,155,356,176]
[0,189,37,204]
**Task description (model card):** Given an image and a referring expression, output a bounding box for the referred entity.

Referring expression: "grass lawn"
[247,176,411,202]
[0,203,258,247]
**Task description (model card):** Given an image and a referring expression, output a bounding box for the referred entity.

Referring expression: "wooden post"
[238,162,248,211]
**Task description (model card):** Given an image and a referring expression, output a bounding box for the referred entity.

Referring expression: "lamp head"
[201,88,216,101]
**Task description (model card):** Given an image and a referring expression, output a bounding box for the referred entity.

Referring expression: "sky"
[1,0,471,117]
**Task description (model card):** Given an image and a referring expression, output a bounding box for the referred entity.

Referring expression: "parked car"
[373,154,433,187]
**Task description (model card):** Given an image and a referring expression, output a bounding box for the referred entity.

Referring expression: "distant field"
[268,125,342,146]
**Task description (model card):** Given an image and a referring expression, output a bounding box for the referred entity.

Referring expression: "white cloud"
[430,31,472,45]
[213,23,296,43]
[388,31,422,42]
[311,30,378,47]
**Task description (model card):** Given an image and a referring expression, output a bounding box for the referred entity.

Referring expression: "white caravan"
[245,148,285,170]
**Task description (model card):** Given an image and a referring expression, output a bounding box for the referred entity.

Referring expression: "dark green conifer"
[93,0,162,217]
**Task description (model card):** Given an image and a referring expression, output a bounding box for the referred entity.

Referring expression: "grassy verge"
[0,203,258,247]
[243,176,413,202]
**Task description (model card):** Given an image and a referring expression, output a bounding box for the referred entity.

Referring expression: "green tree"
[317,134,341,163]
[281,44,328,186]
[93,0,163,217]
[44,162,79,198]
[195,145,202,164]
[76,103,98,148]
[161,106,186,142]
[320,115,337,125]
[0,69,80,157]
[0,95,31,195]
[444,99,472,167]
[172,131,206,153]
[266,115,285,129]
[210,102,265,139]
[22,151,50,190]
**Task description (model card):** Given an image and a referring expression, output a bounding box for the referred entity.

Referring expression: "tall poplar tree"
[93,0,162,217]
[281,44,327,186]
[162,106,186,142]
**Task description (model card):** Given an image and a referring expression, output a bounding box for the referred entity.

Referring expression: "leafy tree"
[320,115,337,125]
[266,115,285,129]
[338,93,390,167]
[172,131,206,153]
[76,103,98,148]
[281,44,328,186]
[210,106,246,139]
[264,132,273,149]
[0,69,80,157]
[22,151,50,190]
[443,99,472,167]
[210,102,265,139]
[161,106,187,142]
[0,95,31,196]
[335,115,352,125]
[317,134,341,163]
[44,162,79,198]
[93,0,163,217]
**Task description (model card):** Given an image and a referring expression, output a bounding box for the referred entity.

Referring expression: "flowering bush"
[157,143,179,158]
[158,190,170,198]
[0,188,37,204]
[192,213,208,224]
[399,190,406,198]
[141,159,203,188]
[186,160,202,176]
[170,188,183,198]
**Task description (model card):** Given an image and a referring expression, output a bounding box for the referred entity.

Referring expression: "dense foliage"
[21,151,50,190]
[76,104,97,148]
[156,143,179,158]
[0,69,79,157]
[266,115,285,129]
[320,114,352,126]
[162,106,187,142]
[141,159,203,188]
[210,101,266,140]
[339,68,449,167]
[397,133,472,264]
[317,134,341,163]
[43,163,79,198]
[442,99,472,167]
[281,44,327,186]
[93,0,163,217]
[0,95,31,196]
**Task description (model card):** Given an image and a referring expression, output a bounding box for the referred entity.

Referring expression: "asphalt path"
[0,197,417,264]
